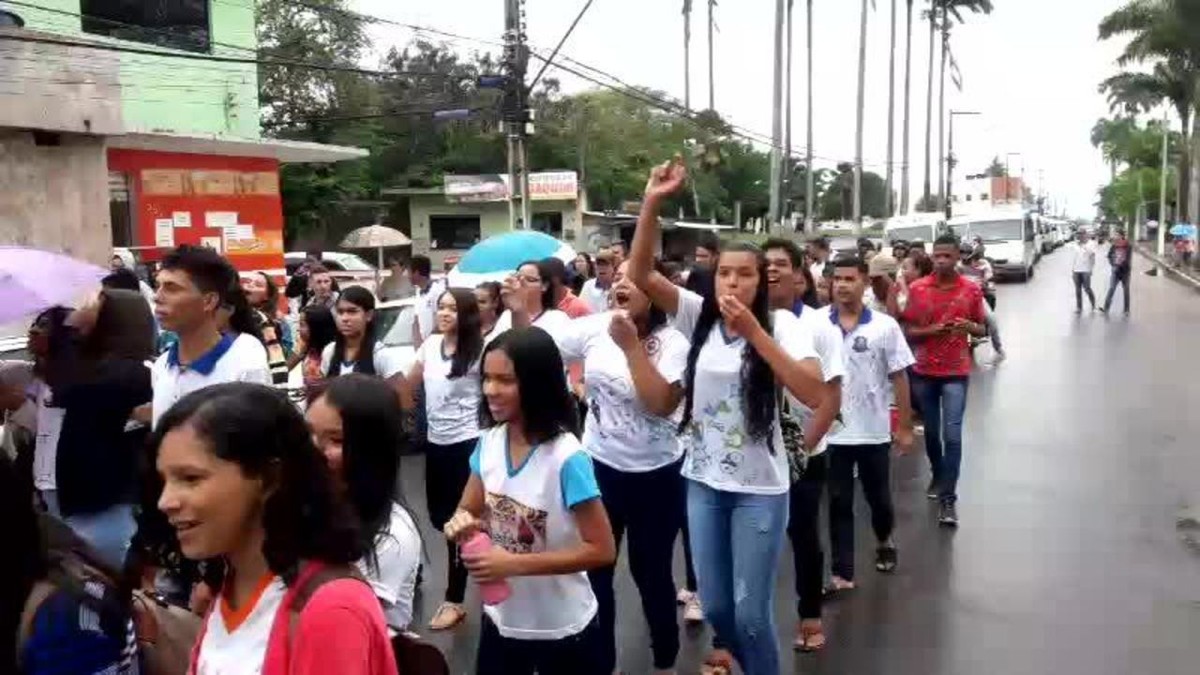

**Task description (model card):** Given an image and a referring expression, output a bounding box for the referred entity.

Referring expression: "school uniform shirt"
[490,308,573,342]
[197,575,288,675]
[671,289,820,495]
[414,280,447,342]
[579,278,611,314]
[359,503,422,632]
[416,334,482,445]
[556,312,689,472]
[151,333,272,429]
[825,307,915,445]
[318,342,409,379]
[788,303,847,457]
[469,426,602,639]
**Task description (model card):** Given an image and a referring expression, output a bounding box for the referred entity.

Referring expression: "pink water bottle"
[460,532,512,605]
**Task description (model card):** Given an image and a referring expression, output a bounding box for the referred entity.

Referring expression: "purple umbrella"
[0,247,108,325]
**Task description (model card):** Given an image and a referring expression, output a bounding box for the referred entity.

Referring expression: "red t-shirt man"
[900,272,986,377]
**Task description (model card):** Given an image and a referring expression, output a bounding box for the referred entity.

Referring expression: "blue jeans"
[42,491,136,570]
[910,374,969,503]
[687,479,788,675]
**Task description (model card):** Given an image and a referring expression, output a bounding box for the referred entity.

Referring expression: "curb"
[1133,245,1200,292]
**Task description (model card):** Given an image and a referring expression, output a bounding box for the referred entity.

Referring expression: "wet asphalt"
[395,245,1200,675]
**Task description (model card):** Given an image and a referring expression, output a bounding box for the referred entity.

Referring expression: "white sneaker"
[684,596,705,624]
[676,588,695,605]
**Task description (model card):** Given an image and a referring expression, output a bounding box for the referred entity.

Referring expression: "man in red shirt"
[899,234,986,526]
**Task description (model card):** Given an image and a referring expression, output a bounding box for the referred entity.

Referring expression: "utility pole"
[783,0,793,226]
[768,0,785,231]
[852,0,868,234]
[707,0,716,110]
[804,0,815,232]
[503,0,530,230]
[1159,106,1169,256]
[885,0,897,217]
[946,110,979,220]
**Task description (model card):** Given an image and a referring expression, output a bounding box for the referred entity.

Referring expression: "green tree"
[985,156,1007,177]
[820,163,889,220]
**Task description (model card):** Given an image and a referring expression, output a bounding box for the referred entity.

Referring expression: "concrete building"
[950,173,1031,216]
[0,1,363,270]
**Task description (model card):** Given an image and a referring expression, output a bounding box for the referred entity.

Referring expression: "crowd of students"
[2,157,1001,675]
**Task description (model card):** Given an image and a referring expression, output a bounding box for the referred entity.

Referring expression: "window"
[531,211,563,238]
[429,215,481,249]
[81,1,212,54]
[108,172,133,247]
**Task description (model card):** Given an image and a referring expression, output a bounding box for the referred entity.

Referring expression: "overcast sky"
[354,0,1140,219]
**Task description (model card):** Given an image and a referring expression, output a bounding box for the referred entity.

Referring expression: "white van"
[950,205,1038,282]
[883,213,949,248]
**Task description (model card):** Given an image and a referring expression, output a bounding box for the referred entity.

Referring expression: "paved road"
[395,246,1200,674]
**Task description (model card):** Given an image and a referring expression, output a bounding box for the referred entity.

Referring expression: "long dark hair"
[570,253,594,295]
[679,243,777,448]
[329,286,377,376]
[440,288,484,379]
[46,289,155,390]
[478,327,579,443]
[518,260,556,313]
[318,375,417,572]
[302,305,337,358]
[250,271,280,315]
[137,383,362,585]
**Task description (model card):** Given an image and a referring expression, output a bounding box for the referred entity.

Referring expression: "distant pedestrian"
[694,232,720,272]
[899,234,987,527]
[807,236,832,280]
[543,257,592,319]
[866,254,899,314]
[580,250,615,314]
[243,271,293,385]
[1067,228,1098,313]
[411,255,444,343]
[1101,230,1132,315]
[570,252,595,296]
[304,265,340,311]
[443,327,615,675]
[959,245,1005,362]
[287,305,337,398]
[321,286,408,384]
[474,281,505,342]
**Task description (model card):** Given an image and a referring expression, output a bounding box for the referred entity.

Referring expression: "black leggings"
[476,615,607,675]
[589,460,683,671]
[787,453,828,620]
[425,439,476,604]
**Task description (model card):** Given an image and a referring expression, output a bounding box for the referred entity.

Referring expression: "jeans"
[43,491,137,571]
[828,444,895,581]
[476,615,606,675]
[687,479,788,675]
[1073,271,1096,310]
[1103,268,1131,312]
[588,460,683,671]
[910,374,969,503]
[425,439,476,604]
[786,453,827,620]
[982,301,1004,353]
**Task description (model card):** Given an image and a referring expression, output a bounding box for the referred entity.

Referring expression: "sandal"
[699,648,734,675]
[875,545,898,573]
[428,601,466,631]
[795,619,827,653]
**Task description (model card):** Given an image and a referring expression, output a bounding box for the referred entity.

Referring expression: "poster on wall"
[172,212,192,228]
[191,171,238,196]
[154,219,175,247]
[142,170,186,196]
[200,237,222,252]
[240,172,280,196]
[205,211,238,229]
[224,228,284,257]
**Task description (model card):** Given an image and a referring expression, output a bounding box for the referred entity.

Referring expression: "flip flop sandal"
[795,623,827,653]
[700,650,734,675]
[427,602,466,631]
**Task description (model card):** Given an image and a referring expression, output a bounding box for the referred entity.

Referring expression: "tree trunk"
[1178,109,1191,222]
[885,0,897,217]
[683,2,691,109]
[937,24,948,207]
[922,8,936,206]
[1189,112,1200,226]
[784,1,794,225]
[853,0,868,231]
[707,0,715,110]
[804,0,815,231]
[900,0,913,215]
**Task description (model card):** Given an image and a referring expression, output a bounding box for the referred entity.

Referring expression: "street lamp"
[946,110,981,220]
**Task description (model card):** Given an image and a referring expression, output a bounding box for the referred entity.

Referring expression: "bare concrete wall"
[0,130,111,264]
[0,28,122,135]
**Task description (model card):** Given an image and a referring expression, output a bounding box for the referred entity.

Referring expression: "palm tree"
[708,0,717,110]
[683,0,692,108]
[937,1,993,205]
[885,0,898,216]
[784,0,794,220]
[1100,61,1194,219]
[805,0,816,230]
[1090,116,1137,180]
[921,3,938,209]
[900,0,915,214]
[1099,0,1200,222]
[853,0,869,231]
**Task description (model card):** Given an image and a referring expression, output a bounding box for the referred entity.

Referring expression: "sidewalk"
[1133,242,1200,292]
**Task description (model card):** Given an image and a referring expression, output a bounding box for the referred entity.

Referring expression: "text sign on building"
[444,171,578,203]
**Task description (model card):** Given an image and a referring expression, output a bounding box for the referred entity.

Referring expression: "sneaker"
[925,478,940,500]
[875,545,898,573]
[683,596,705,624]
[938,501,959,527]
[676,588,695,606]
[1098,306,1108,314]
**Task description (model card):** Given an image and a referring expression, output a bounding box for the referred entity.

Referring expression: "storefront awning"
[107,132,367,163]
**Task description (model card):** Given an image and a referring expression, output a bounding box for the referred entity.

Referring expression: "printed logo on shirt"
[486,492,548,554]
[852,336,869,353]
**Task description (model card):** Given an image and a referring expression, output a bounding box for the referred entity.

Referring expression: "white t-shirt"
[491,308,573,342]
[810,260,827,282]
[358,503,422,632]
[579,278,611,314]
[671,289,820,495]
[826,307,915,445]
[196,576,287,675]
[31,380,64,491]
[469,425,601,639]
[151,333,272,429]
[556,313,689,472]
[319,342,409,379]
[414,280,447,342]
[786,304,847,457]
[416,334,481,446]
[1069,240,1098,273]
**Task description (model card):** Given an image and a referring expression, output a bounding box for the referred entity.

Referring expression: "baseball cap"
[868,253,899,278]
